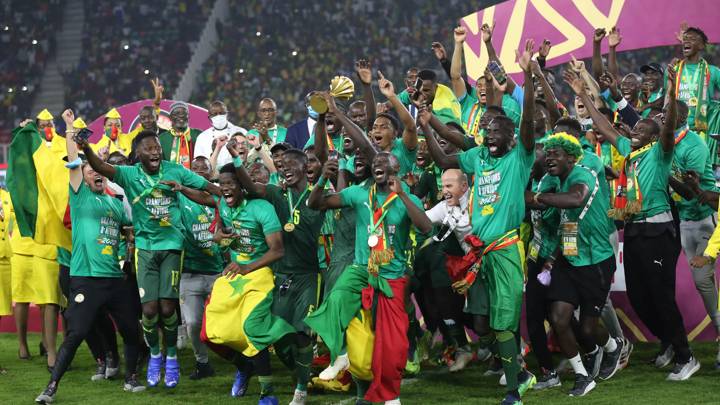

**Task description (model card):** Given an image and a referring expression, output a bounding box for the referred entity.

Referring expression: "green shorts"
[271,272,321,334]
[136,249,183,303]
[464,242,524,331]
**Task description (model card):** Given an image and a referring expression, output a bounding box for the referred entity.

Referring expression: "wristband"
[233,156,244,168]
[65,157,83,169]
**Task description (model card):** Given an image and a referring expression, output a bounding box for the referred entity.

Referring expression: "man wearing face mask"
[194,100,246,168]
[285,92,320,150]
[159,102,203,168]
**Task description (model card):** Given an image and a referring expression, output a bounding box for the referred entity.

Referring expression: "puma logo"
[654,259,663,267]
[501,356,513,364]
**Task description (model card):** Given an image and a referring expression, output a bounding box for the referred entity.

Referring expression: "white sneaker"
[654,345,674,369]
[384,399,401,405]
[288,389,307,405]
[499,373,506,386]
[319,353,349,381]
[667,356,700,381]
[449,348,473,372]
[619,338,633,370]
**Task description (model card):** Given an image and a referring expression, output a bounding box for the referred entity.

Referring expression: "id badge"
[528,239,541,262]
[562,222,579,257]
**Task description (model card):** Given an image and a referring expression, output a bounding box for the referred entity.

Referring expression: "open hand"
[516,39,535,73]
[608,26,622,48]
[675,20,688,43]
[223,262,248,278]
[452,279,471,294]
[431,42,446,60]
[355,59,372,85]
[690,255,713,268]
[563,69,585,95]
[160,180,183,192]
[538,39,552,58]
[151,77,164,103]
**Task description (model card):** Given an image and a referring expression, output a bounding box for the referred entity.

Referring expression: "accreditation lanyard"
[286,186,311,219]
[367,184,398,237]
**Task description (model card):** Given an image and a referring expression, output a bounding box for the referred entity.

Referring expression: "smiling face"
[281,153,307,188]
[415,140,429,168]
[139,107,157,131]
[191,157,212,180]
[475,77,487,104]
[371,153,399,186]
[544,147,575,178]
[620,74,641,102]
[630,119,658,149]
[104,117,121,132]
[83,164,107,193]
[170,107,189,131]
[574,96,588,118]
[218,172,243,207]
[440,169,468,204]
[271,150,285,175]
[643,70,662,93]
[37,119,53,131]
[137,136,163,174]
[484,118,514,157]
[404,69,419,89]
[370,116,397,151]
[342,133,355,156]
[682,31,705,58]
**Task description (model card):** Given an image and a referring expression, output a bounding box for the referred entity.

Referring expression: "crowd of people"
[191,0,480,125]
[0,0,63,141]
[62,0,214,120]
[1,12,719,405]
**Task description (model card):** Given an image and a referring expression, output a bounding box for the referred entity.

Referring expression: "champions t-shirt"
[69,182,130,277]
[616,137,673,220]
[113,161,209,251]
[216,196,281,265]
[671,128,716,221]
[178,195,223,273]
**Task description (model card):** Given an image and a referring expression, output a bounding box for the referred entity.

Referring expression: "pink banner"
[85,99,211,144]
[461,0,720,82]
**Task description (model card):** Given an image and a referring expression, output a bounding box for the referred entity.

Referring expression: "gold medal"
[368,234,379,247]
[284,223,295,232]
[688,97,698,107]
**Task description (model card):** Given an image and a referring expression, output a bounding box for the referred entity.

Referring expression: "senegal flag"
[201,267,294,357]
[431,83,463,126]
[7,123,71,251]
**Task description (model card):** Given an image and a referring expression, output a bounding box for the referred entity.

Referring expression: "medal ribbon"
[466,102,483,137]
[367,184,399,249]
[286,185,311,223]
[132,164,164,205]
[611,142,652,218]
[674,128,689,145]
[170,128,191,168]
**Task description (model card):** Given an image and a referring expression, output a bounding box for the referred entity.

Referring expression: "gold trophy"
[309,76,355,114]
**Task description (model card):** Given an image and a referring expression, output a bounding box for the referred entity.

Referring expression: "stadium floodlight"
[7,88,12,93]
[123,44,129,50]
[144,69,150,75]
[22,86,27,91]
[292,51,298,56]
[32,39,37,45]
[256,31,261,37]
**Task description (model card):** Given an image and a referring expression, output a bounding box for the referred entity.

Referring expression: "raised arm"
[450,26,468,99]
[61,110,82,192]
[355,59,376,129]
[660,66,678,153]
[428,113,466,150]
[389,176,432,233]
[78,135,116,180]
[308,161,345,210]
[517,39,536,152]
[419,109,459,169]
[324,92,376,163]
[435,41,471,94]
[378,70,417,151]
[226,139,267,197]
[532,60,561,125]
[314,109,329,163]
[607,27,622,80]
[564,69,621,149]
[591,28,606,80]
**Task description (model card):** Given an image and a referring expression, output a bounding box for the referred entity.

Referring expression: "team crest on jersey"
[151,189,164,198]
[198,214,208,223]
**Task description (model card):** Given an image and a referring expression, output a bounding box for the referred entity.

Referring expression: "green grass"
[0,333,719,404]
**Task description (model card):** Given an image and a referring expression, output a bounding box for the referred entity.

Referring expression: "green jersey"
[390,138,418,178]
[304,131,342,151]
[216,197,281,265]
[340,182,422,279]
[247,126,288,145]
[558,165,614,266]
[529,175,560,261]
[264,184,324,274]
[113,161,209,251]
[459,88,522,134]
[458,143,534,243]
[671,128,716,221]
[178,195,223,273]
[268,172,282,186]
[69,182,130,277]
[616,137,672,220]
[673,61,720,130]
[57,247,71,268]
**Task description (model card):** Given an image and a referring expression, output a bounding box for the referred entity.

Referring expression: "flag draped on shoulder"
[7,122,71,250]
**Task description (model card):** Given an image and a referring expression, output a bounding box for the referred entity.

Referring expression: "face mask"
[307,106,319,120]
[211,114,228,129]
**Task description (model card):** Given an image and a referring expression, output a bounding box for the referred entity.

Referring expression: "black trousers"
[52,276,140,383]
[525,258,554,371]
[624,222,690,362]
[59,266,118,363]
